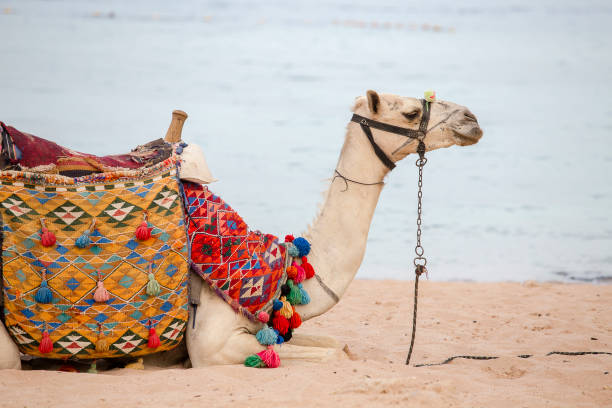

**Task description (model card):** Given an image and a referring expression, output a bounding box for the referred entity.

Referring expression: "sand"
[0,280,610,407]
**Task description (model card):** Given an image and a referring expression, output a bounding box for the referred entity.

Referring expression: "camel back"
[0,147,189,359]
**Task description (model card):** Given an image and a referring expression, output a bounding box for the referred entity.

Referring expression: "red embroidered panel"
[183,182,287,318]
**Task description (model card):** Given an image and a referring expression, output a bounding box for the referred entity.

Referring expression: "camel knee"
[0,324,21,370]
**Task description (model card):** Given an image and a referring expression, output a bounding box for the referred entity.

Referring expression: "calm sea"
[1,0,611,282]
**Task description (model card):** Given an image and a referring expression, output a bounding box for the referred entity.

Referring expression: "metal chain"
[406,141,428,365]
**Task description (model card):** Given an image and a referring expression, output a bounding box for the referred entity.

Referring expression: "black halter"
[350,99,431,170]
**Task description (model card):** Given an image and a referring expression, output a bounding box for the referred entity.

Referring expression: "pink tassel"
[294,265,306,283]
[93,272,110,303]
[257,311,270,323]
[257,346,280,368]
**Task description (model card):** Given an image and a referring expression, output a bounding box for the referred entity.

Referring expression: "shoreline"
[1,279,610,407]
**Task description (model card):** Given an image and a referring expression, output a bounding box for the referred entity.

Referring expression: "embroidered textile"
[0,160,189,359]
[183,182,288,320]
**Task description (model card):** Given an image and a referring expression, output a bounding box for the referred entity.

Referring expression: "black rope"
[332,169,384,192]
[413,351,612,367]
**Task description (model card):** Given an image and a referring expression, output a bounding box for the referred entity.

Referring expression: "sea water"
[1,0,611,282]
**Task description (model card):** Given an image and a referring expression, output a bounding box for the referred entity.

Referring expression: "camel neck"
[298,122,389,320]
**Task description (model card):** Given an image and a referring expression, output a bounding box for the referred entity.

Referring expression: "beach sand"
[0,280,610,407]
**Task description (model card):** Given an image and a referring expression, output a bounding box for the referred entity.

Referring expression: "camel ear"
[366,90,380,114]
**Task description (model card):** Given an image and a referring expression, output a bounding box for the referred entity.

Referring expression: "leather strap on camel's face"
[350,99,431,170]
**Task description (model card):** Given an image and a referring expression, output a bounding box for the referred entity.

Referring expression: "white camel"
[0,90,482,369]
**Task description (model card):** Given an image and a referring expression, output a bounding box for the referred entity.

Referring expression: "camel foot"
[0,324,21,370]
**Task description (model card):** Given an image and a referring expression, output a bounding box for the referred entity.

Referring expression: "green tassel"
[146,273,161,297]
[87,361,98,374]
[244,355,265,368]
[286,280,302,305]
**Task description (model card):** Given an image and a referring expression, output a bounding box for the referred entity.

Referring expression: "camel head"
[352,90,483,164]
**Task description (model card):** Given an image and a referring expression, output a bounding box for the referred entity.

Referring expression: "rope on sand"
[414,351,612,367]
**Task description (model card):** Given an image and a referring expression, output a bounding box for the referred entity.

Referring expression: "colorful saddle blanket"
[0,158,189,359]
[183,182,288,321]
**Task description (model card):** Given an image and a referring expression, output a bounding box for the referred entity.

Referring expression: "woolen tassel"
[298,283,311,305]
[146,272,161,297]
[136,220,151,241]
[245,355,265,368]
[38,330,53,354]
[294,265,306,283]
[287,281,303,305]
[279,296,293,319]
[35,278,53,304]
[272,299,283,311]
[76,218,96,248]
[255,326,278,346]
[93,280,110,303]
[290,308,302,329]
[284,235,294,242]
[272,313,290,335]
[148,327,160,348]
[95,337,109,353]
[286,265,297,280]
[39,218,56,247]
[87,361,98,374]
[303,261,315,279]
[257,346,280,368]
[292,237,311,257]
[257,311,270,323]
[287,243,299,258]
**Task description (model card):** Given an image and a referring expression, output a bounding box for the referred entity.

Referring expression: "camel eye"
[402,110,420,121]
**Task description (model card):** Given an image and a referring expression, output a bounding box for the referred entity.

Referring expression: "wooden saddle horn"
[164,110,188,143]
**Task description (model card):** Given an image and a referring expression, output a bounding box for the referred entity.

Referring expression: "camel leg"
[276,342,345,363]
[288,333,341,348]
[0,324,21,370]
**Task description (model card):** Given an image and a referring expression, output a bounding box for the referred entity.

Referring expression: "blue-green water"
[1,0,611,282]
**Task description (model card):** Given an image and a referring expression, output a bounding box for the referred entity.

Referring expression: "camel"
[0,90,482,369]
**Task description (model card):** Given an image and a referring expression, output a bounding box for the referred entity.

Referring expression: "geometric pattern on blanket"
[183,182,288,321]
[0,159,189,359]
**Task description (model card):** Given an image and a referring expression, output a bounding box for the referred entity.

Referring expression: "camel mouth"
[452,126,483,146]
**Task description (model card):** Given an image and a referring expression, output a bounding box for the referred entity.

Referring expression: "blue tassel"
[272,299,283,311]
[298,283,310,305]
[293,237,311,257]
[35,280,53,304]
[276,334,285,345]
[255,326,278,346]
[75,232,91,249]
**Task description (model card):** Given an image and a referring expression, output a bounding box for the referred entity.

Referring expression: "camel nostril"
[464,111,477,122]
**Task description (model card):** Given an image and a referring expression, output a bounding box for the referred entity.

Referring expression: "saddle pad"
[183,182,287,320]
[0,159,189,359]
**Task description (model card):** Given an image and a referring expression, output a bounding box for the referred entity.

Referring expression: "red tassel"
[289,307,302,329]
[272,313,290,335]
[39,219,56,247]
[147,327,160,348]
[284,235,294,242]
[39,331,53,354]
[136,220,151,241]
[303,262,315,279]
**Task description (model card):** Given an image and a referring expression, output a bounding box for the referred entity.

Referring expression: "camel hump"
[165,110,188,143]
